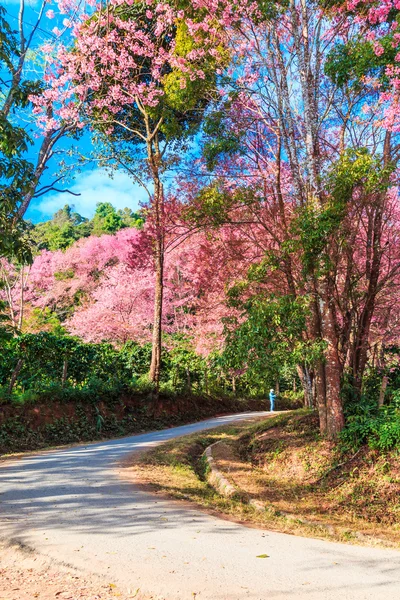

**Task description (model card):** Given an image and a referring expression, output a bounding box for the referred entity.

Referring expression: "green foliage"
[120,341,153,379]
[289,149,392,274]
[0,333,133,395]
[117,207,144,229]
[341,404,400,452]
[88,0,223,150]
[31,205,91,251]
[0,327,280,416]
[203,109,244,170]
[223,289,323,391]
[54,269,75,281]
[0,300,13,343]
[325,37,397,89]
[30,203,144,251]
[163,16,222,122]
[0,6,43,261]
[162,334,207,393]
[341,367,400,452]
[92,202,123,234]
[185,182,235,226]
[23,307,65,335]
[0,332,225,403]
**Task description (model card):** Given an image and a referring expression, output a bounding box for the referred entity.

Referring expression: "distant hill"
[29,203,144,252]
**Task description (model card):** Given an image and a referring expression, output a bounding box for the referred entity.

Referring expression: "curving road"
[1,411,400,600]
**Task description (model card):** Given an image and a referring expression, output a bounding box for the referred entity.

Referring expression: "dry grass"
[120,411,400,547]
[230,412,400,540]
[120,411,400,548]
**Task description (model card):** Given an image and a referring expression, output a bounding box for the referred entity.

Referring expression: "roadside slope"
[1,411,400,600]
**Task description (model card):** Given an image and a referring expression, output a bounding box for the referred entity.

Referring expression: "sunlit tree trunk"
[147,126,165,394]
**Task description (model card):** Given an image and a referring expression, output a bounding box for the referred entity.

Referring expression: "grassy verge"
[120,410,400,548]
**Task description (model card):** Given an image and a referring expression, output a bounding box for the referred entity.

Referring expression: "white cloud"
[35,169,150,219]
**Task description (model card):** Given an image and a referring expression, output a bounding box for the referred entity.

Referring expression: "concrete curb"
[202,441,397,548]
[203,441,331,520]
[203,442,247,501]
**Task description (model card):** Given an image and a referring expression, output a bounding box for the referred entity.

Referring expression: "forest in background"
[2,0,400,452]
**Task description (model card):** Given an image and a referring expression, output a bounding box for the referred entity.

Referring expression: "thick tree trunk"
[351,131,391,393]
[319,287,345,438]
[310,283,344,438]
[146,127,165,395]
[310,292,328,434]
[324,342,345,438]
[297,364,314,408]
[315,361,328,434]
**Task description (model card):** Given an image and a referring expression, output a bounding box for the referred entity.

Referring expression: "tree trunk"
[147,129,165,395]
[149,237,163,392]
[62,359,68,388]
[297,364,314,408]
[315,361,328,434]
[325,344,344,438]
[351,132,391,393]
[379,375,388,407]
[319,287,345,438]
[9,359,23,395]
[186,368,191,392]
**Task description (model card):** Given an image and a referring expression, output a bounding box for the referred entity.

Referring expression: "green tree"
[31,205,91,251]
[92,202,123,234]
[117,207,144,229]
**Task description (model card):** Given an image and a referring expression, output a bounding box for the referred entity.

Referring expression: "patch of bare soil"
[0,543,142,600]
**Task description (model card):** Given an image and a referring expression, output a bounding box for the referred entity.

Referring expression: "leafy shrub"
[33,379,131,405]
[278,390,304,409]
[341,404,400,452]
[340,367,400,452]
[54,269,75,281]
[134,374,155,394]
[11,389,39,405]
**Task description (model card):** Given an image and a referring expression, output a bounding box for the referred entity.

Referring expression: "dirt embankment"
[213,413,400,542]
[0,394,266,455]
[122,411,400,546]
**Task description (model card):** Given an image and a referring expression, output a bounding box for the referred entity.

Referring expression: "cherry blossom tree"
[32,0,240,390]
[181,0,400,437]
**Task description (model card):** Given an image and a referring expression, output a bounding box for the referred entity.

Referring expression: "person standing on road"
[269,388,276,412]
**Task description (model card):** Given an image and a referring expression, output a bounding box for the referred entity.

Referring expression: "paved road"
[1,411,400,600]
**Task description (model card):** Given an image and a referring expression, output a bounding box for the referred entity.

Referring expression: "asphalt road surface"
[1,411,400,600]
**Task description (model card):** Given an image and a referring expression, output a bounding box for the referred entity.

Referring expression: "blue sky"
[3,0,149,223]
[26,168,149,222]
